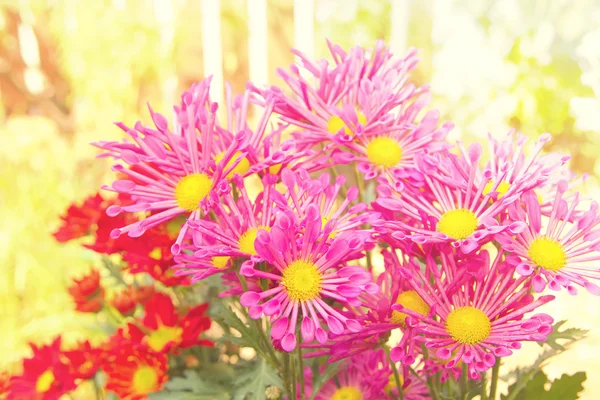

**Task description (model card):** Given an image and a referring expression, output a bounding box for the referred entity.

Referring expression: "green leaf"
[545,372,586,400]
[232,358,283,400]
[538,320,588,351]
[149,370,230,400]
[210,302,262,350]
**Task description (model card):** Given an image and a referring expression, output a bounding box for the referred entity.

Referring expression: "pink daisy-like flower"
[239,206,379,352]
[376,144,530,253]
[94,78,248,254]
[312,350,390,400]
[279,168,382,242]
[173,174,282,281]
[477,131,566,200]
[253,41,426,151]
[392,249,555,379]
[498,183,600,295]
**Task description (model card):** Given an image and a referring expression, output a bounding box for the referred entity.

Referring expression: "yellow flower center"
[35,370,55,393]
[437,209,479,240]
[327,112,367,135]
[528,237,567,272]
[215,151,251,179]
[149,247,162,260]
[174,173,212,211]
[446,306,491,345]
[366,137,403,167]
[483,181,511,199]
[332,386,363,400]
[281,260,323,302]
[148,325,183,352]
[132,365,159,395]
[211,256,230,269]
[238,226,271,255]
[390,290,430,326]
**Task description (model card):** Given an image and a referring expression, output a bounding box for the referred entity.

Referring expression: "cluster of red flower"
[2,193,213,400]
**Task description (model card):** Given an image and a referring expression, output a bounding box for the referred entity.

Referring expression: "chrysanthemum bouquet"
[5,41,596,400]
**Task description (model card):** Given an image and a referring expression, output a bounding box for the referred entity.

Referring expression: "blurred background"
[1,0,599,397]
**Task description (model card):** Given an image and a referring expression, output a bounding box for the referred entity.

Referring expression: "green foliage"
[210,301,263,350]
[149,370,231,400]
[539,320,589,351]
[501,320,588,399]
[502,371,586,400]
[308,360,340,400]
[232,358,284,400]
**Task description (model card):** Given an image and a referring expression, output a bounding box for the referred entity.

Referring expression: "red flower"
[111,288,137,316]
[67,268,104,313]
[84,196,140,255]
[62,341,102,380]
[8,337,76,400]
[103,346,168,400]
[110,293,213,354]
[122,227,189,287]
[53,194,104,242]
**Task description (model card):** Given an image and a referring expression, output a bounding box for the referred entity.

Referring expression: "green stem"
[461,363,469,400]
[489,360,500,400]
[385,346,404,400]
[297,344,305,400]
[480,373,488,400]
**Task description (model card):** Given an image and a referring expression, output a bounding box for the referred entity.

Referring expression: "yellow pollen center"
[446,306,491,345]
[437,209,479,240]
[390,290,430,326]
[211,256,230,269]
[174,173,212,211]
[281,260,323,302]
[332,386,363,400]
[366,137,403,167]
[238,226,270,255]
[528,237,567,272]
[35,370,55,393]
[148,325,183,352]
[327,112,367,135]
[483,181,511,199]
[132,365,159,394]
[149,247,162,260]
[215,151,251,179]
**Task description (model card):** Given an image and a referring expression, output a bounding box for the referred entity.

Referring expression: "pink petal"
[112,180,136,192]
[327,316,344,335]
[240,292,261,307]
[516,263,534,276]
[106,205,122,217]
[315,328,328,344]
[270,317,289,340]
[345,319,362,333]
[436,348,451,360]
[336,284,362,298]
[249,305,263,319]
[263,299,281,316]
[532,275,546,293]
[301,317,315,342]
[390,347,405,363]
[281,333,297,352]
[584,281,600,296]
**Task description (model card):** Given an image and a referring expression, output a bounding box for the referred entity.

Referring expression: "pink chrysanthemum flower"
[253,41,427,150]
[332,107,453,187]
[392,250,555,379]
[498,183,600,295]
[376,144,531,253]
[173,174,281,279]
[312,350,390,400]
[279,168,382,242]
[239,207,378,352]
[477,131,566,200]
[94,78,249,254]
[302,249,430,363]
